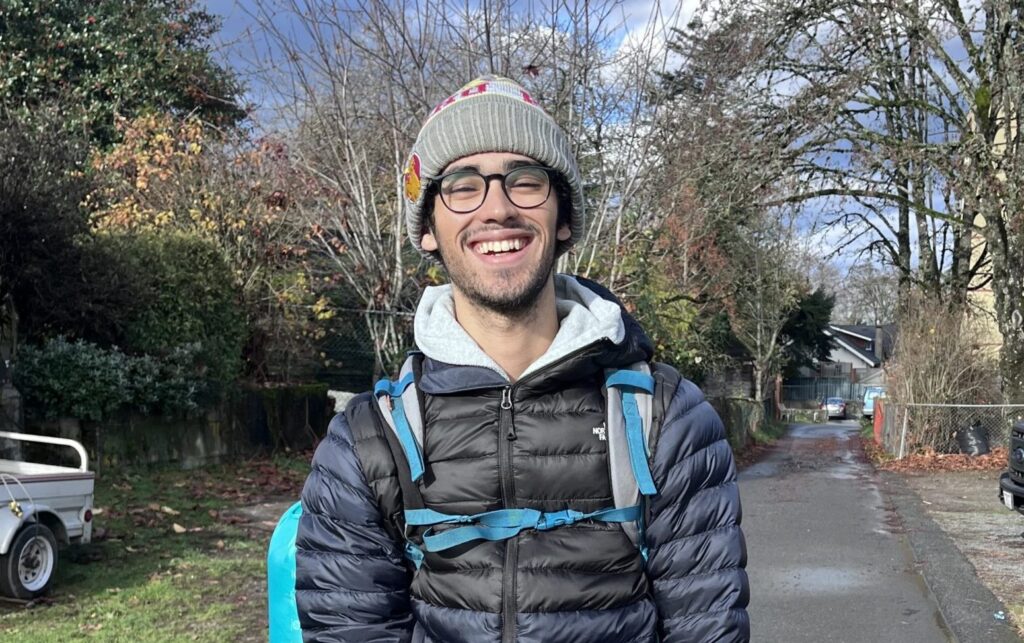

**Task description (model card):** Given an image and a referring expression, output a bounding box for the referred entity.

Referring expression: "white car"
[0,431,95,599]
[820,397,847,420]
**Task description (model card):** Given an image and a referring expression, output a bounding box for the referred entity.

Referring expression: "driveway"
[739,421,953,643]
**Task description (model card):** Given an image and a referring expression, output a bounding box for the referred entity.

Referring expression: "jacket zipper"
[499,386,517,643]
[496,340,611,643]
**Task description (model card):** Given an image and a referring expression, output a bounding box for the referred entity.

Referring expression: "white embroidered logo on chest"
[592,425,607,441]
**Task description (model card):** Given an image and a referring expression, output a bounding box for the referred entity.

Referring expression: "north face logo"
[592,426,607,441]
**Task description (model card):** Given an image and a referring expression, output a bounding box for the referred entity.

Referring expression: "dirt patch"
[734,442,773,469]
[898,470,1024,636]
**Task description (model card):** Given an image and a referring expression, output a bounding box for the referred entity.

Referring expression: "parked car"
[999,420,1024,515]
[0,430,95,598]
[820,397,847,420]
[862,386,886,418]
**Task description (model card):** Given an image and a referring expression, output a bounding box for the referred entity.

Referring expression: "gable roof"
[824,329,879,367]
[830,323,897,360]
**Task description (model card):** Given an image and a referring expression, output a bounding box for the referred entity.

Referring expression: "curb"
[881,472,1022,643]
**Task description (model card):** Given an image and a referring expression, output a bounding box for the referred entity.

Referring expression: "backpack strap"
[406,505,641,552]
[605,362,657,558]
[374,355,426,482]
[373,354,429,567]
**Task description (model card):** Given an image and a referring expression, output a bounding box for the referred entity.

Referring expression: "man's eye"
[508,168,548,190]
[509,179,543,189]
[446,183,481,194]
[441,173,484,195]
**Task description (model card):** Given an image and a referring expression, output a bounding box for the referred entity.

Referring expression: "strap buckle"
[536,509,584,530]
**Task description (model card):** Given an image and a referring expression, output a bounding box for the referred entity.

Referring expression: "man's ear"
[556,224,571,241]
[421,231,439,251]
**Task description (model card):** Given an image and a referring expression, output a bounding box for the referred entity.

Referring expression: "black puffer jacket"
[296,282,749,642]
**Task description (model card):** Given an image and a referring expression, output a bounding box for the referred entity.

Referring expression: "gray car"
[821,397,847,419]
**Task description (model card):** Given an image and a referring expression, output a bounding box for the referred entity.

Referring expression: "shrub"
[14,337,207,420]
[14,337,128,422]
[98,232,247,391]
[886,293,1000,405]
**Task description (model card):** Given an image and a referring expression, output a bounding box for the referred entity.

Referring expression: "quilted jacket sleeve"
[295,412,414,642]
[646,377,750,642]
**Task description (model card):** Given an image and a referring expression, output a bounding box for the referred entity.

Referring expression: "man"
[295,76,749,642]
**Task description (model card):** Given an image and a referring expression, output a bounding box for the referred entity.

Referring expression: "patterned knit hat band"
[403,76,585,258]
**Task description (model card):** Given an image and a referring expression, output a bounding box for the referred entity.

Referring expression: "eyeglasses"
[435,166,555,214]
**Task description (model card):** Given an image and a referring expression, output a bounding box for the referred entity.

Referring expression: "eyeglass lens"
[439,167,551,213]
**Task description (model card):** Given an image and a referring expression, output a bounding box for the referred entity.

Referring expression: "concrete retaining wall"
[25,384,331,471]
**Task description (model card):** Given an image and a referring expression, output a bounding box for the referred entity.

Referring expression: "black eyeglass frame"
[431,165,557,214]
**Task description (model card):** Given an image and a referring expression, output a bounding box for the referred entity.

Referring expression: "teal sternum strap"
[374,373,424,482]
[606,370,657,496]
[406,506,641,553]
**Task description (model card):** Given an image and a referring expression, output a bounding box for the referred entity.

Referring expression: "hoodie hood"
[414,274,651,382]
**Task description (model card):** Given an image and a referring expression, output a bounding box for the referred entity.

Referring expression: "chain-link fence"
[316,310,414,392]
[879,403,1024,458]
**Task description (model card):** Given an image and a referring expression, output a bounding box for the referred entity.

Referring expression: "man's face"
[421,152,572,316]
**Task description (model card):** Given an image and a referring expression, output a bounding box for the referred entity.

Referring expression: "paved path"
[739,421,952,643]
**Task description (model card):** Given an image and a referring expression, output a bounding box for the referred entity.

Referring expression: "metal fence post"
[898,407,909,459]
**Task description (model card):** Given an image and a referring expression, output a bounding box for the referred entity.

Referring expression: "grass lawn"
[0,450,311,642]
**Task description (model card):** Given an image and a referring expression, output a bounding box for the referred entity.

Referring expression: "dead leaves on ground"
[864,439,1010,472]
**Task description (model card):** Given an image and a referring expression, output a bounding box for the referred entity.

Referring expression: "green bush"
[14,337,207,420]
[14,337,128,421]
[99,232,247,392]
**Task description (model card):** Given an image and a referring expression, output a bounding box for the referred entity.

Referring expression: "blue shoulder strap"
[605,363,657,559]
[374,357,425,482]
[606,368,657,496]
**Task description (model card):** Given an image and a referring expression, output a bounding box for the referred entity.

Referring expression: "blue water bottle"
[268,501,303,642]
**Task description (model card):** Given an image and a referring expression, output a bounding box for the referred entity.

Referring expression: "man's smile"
[465,230,535,264]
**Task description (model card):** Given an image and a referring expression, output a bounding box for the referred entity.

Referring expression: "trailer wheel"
[0,523,58,599]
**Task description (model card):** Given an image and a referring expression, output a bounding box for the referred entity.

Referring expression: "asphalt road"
[739,421,953,643]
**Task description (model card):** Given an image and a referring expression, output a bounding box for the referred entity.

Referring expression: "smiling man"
[295,76,750,643]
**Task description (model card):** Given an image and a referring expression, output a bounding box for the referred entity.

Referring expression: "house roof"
[824,330,879,367]
[830,323,897,360]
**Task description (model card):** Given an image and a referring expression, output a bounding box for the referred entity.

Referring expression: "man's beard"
[438,223,556,319]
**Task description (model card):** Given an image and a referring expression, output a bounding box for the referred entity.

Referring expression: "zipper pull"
[501,387,516,440]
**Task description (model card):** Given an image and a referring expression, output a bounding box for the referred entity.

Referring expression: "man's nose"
[476,177,519,223]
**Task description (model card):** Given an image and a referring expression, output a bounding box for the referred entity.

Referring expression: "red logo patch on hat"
[403,153,422,203]
[424,77,545,124]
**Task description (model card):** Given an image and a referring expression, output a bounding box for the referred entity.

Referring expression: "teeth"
[477,239,524,254]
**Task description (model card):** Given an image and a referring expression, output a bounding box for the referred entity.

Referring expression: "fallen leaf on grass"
[172,523,187,534]
[215,539,225,550]
[160,505,180,516]
[147,503,161,511]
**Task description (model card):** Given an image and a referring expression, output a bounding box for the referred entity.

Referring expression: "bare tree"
[832,262,900,326]
[722,211,803,409]
[686,0,1024,401]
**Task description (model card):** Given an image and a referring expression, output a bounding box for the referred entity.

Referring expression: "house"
[822,324,897,385]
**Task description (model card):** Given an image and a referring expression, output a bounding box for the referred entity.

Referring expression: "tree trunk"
[992,259,1024,403]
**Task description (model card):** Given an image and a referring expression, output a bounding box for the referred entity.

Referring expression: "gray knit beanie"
[402,76,585,257]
